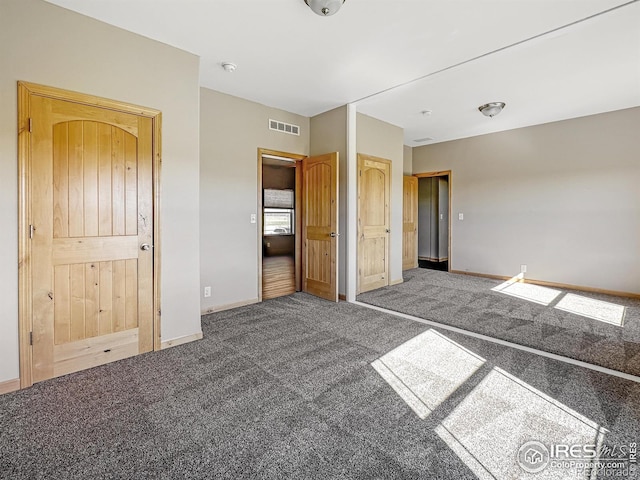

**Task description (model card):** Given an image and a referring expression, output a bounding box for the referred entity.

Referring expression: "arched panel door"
[302,153,338,302]
[402,176,418,270]
[29,95,154,382]
[358,154,391,294]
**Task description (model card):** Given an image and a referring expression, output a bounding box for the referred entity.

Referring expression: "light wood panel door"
[302,153,339,302]
[29,95,154,382]
[358,154,391,294]
[402,176,418,270]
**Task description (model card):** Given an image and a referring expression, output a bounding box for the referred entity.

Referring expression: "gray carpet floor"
[357,268,640,377]
[1,293,639,479]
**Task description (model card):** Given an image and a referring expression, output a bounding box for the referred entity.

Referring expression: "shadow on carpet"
[357,268,640,376]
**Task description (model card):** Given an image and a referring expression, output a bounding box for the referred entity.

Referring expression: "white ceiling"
[46,0,640,145]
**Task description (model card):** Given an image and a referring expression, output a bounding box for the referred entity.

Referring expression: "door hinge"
[28,118,32,133]
[359,170,362,177]
[29,332,33,346]
[29,224,34,239]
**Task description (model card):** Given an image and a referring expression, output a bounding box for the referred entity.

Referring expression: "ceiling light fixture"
[305,0,345,16]
[478,102,505,118]
[221,62,237,73]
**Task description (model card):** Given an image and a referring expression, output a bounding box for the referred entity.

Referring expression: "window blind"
[264,189,294,208]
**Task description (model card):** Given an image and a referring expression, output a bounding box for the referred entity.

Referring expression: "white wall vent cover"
[269,119,300,136]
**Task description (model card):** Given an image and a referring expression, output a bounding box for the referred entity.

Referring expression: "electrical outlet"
[520,264,527,273]
[204,286,211,298]
[458,213,464,220]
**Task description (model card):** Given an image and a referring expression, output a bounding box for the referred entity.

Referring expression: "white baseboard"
[161,332,203,350]
[390,278,403,286]
[201,297,260,315]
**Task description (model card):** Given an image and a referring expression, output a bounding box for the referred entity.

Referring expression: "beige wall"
[310,106,348,295]
[356,113,405,284]
[0,0,202,384]
[412,107,640,294]
[200,88,309,312]
[403,145,413,175]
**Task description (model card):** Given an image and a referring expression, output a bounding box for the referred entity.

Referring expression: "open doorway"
[258,148,340,303]
[416,171,451,272]
[259,150,304,300]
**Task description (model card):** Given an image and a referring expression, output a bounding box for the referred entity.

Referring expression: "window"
[264,208,294,235]
[264,189,294,235]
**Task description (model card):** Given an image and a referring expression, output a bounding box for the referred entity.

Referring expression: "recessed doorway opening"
[259,150,303,300]
[415,171,451,273]
[258,149,340,303]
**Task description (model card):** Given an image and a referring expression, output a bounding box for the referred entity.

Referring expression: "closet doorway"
[259,149,303,300]
[415,171,451,272]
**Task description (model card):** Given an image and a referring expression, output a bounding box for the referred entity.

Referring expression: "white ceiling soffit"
[45,0,639,143]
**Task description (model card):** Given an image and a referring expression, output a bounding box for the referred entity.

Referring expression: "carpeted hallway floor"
[357,268,640,377]
[1,293,639,479]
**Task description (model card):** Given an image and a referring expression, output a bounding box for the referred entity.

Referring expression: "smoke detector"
[221,62,237,73]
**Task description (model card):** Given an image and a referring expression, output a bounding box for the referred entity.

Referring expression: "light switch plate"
[250,214,256,224]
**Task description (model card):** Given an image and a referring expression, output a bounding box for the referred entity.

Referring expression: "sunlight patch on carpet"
[371,329,485,419]
[373,328,608,479]
[436,366,606,479]
[491,275,626,327]
[555,293,626,327]
[491,275,562,306]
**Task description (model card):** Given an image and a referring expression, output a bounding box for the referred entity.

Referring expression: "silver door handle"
[330,232,340,237]
[140,243,151,251]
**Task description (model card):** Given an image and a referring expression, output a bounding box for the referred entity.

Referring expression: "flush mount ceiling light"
[221,62,237,73]
[305,0,345,16]
[478,102,506,118]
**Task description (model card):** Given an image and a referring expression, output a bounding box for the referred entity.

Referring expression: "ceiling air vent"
[269,119,300,136]
[413,137,433,143]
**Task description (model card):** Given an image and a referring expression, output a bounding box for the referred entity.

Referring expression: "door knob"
[330,232,340,237]
[140,243,151,251]
[386,229,390,233]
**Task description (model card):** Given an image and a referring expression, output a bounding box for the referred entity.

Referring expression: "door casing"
[18,82,162,389]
